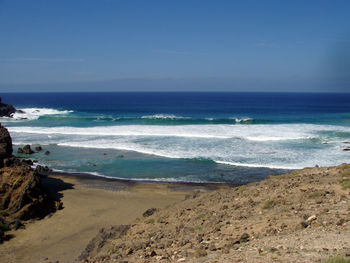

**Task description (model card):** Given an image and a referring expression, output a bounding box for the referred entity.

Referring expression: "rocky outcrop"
[0,165,55,220]
[0,125,13,166]
[0,97,16,118]
[0,125,60,242]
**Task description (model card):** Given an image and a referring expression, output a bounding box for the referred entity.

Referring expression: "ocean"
[1,92,350,184]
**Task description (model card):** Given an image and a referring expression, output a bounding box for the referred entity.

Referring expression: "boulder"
[35,165,52,174]
[35,146,42,151]
[142,208,158,217]
[22,145,34,154]
[45,151,50,155]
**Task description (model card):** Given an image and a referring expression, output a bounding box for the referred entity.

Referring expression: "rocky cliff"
[0,97,16,118]
[0,125,58,242]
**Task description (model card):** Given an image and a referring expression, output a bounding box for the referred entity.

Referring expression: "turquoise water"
[2,92,350,184]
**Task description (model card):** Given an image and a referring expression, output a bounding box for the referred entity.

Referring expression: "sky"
[0,0,349,92]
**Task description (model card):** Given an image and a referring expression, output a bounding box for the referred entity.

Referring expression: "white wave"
[8,123,347,141]
[7,108,73,121]
[8,123,350,170]
[233,117,253,123]
[141,114,190,119]
[215,160,298,170]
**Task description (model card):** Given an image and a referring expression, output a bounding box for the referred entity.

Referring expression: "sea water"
[1,92,350,184]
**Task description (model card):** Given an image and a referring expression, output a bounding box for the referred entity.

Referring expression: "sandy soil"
[0,173,216,263]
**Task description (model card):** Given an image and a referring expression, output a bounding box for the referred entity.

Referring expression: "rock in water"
[35,146,42,151]
[0,97,16,117]
[0,125,13,167]
[22,145,34,154]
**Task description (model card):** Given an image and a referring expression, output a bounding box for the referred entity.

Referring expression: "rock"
[239,233,250,243]
[343,147,350,151]
[45,151,50,155]
[306,215,317,223]
[125,247,133,255]
[35,146,42,151]
[17,148,23,154]
[0,98,16,117]
[3,157,23,167]
[336,218,345,226]
[0,165,56,220]
[22,145,34,154]
[180,238,189,246]
[35,165,52,174]
[0,125,13,165]
[10,220,24,230]
[142,208,158,217]
[301,221,309,228]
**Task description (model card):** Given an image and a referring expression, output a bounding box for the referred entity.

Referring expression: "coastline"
[0,170,229,263]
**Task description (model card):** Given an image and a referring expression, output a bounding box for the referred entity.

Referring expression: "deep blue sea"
[1,92,350,184]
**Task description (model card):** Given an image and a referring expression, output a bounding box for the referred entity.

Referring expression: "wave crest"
[9,108,73,121]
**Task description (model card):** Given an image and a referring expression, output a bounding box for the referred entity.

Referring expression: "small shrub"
[262,200,276,209]
[196,214,205,220]
[145,218,155,224]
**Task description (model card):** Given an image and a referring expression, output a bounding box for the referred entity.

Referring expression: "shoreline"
[47,169,239,188]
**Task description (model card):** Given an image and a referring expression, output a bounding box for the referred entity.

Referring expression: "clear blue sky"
[0,0,349,92]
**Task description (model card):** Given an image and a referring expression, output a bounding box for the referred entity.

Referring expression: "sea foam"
[6,108,73,121]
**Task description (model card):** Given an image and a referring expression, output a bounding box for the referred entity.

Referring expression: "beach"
[0,172,222,263]
[1,165,349,263]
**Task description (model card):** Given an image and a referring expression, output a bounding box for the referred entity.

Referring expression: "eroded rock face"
[0,124,60,242]
[0,125,13,164]
[0,165,54,220]
[0,97,16,118]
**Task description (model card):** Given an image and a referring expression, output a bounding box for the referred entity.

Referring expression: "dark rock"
[197,234,203,243]
[301,220,309,228]
[142,208,158,217]
[0,98,16,118]
[17,148,23,154]
[233,233,250,244]
[22,145,34,154]
[35,165,52,174]
[11,220,24,230]
[0,126,13,165]
[45,151,50,155]
[35,146,42,151]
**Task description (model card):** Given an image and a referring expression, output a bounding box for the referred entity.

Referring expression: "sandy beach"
[0,172,224,263]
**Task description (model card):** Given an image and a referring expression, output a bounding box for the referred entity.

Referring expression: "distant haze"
[0,0,349,92]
